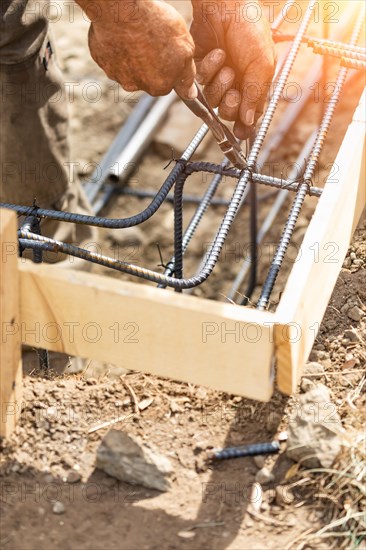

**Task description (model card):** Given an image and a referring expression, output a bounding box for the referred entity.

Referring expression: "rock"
[169,400,183,414]
[52,501,65,515]
[309,350,328,362]
[287,385,342,468]
[66,471,81,484]
[177,531,195,539]
[266,412,282,433]
[96,430,173,492]
[319,358,332,370]
[253,455,266,469]
[347,306,365,322]
[300,377,316,393]
[138,397,154,411]
[255,467,275,485]
[275,485,294,506]
[303,362,324,376]
[343,329,360,343]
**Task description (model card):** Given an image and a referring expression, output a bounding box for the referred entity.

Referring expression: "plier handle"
[180,83,247,170]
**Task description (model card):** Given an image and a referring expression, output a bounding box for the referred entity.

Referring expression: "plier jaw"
[180,83,248,170]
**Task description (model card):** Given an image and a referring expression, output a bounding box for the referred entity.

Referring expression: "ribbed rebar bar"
[1,124,209,229]
[341,56,366,70]
[20,216,50,369]
[228,131,317,304]
[209,441,280,460]
[159,160,230,286]
[256,11,365,311]
[16,1,318,292]
[313,43,366,62]
[307,38,366,55]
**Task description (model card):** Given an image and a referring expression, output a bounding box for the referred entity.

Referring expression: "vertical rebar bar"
[21,215,50,370]
[256,9,365,311]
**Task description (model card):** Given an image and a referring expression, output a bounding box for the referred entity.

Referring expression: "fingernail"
[226,93,240,108]
[245,109,255,126]
[213,49,224,64]
[187,83,198,99]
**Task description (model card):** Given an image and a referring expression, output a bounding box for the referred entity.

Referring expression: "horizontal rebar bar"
[307,38,366,55]
[341,56,366,70]
[312,43,366,62]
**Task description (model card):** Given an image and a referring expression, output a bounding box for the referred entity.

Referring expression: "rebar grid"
[2,1,365,304]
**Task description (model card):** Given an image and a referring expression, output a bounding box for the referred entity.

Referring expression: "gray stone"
[303,362,324,376]
[300,377,316,393]
[253,455,266,469]
[343,329,360,343]
[309,350,328,362]
[347,306,365,322]
[255,467,275,485]
[52,501,65,514]
[177,531,196,539]
[275,485,294,506]
[287,385,342,468]
[343,257,352,269]
[96,430,173,492]
[66,471,81,484]
[266,412,282,433]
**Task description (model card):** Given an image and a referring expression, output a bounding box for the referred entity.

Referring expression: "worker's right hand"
[76,0,197,99]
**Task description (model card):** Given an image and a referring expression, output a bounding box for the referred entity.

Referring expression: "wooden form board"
[275,89,366,394]
[0,210,22,438]
[0,90,365,437]
[17,261,276,402]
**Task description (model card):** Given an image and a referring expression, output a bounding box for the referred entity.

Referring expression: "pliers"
[180,83,247,170]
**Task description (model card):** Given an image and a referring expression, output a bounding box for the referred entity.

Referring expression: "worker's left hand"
[191,0,276,139]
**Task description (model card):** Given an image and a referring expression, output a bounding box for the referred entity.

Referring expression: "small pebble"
[300,377,316,393]
[177,531,195,539]
[343,329,360,343]
[66,471,81,484]
[255,467,275,485]
[253,455,266,469]
[266,412,282,433]
[348,306,365,322]
[52,501,65,515]
[275,485,294,506]
[303,362,324,375]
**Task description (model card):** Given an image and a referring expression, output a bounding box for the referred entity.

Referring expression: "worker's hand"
[76,0,197,99]
[191,0,276,139]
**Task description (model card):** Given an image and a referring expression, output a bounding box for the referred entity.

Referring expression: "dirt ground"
[1,2,365,549]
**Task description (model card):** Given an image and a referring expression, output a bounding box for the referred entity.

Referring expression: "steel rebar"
[256,10,365,310]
